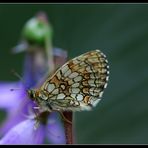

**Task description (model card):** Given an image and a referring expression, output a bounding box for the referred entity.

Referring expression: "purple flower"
[0,112,66,144]
[0,119,45,144]
[0,47,67,144]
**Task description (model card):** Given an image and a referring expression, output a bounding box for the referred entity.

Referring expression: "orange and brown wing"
[40,49,109,111]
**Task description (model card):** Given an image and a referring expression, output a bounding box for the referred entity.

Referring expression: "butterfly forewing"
[41,49,109,111]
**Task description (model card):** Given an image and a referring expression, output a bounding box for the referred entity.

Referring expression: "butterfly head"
[28,89,37,101]
[28,89,48,103]
[27,89,51,111]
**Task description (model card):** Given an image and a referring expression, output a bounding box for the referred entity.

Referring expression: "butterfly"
[28,49,109,112]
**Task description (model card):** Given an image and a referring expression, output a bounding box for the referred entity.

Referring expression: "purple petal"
[0,119,45,144]
[0,107,26,136]
[53,47,67,69]
[0,97,37,136]
[46,112,66,144]
[53,47,67,59]
[0,81,24,109]
[0,81,29,136]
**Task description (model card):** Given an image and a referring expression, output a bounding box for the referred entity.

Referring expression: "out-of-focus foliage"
[0,4,148,144]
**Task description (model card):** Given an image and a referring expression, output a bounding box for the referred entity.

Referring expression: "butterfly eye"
[30,93,34,99]
[28,90,35,100]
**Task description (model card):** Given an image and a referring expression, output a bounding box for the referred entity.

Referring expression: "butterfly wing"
[41,49,109,111]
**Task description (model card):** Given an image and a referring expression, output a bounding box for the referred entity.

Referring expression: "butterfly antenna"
[11,69,29,91]
[57,111,72,124]
[10,88,22,91]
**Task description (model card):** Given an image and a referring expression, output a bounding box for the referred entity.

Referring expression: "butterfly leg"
[55,110,72,124]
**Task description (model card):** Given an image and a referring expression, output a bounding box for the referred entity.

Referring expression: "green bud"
[22,17,53,46]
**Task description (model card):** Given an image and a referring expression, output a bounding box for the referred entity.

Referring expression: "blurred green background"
[0,4,148,144]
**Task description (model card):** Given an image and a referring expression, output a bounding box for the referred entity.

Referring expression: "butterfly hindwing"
[40,49,109,111]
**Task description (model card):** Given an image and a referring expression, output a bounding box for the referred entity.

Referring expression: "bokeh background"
[0,4,148,144]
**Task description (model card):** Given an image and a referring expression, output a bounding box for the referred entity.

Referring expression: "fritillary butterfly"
[28,49,109,112]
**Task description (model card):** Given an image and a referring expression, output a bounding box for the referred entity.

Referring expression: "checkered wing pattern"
[41,49,109,111]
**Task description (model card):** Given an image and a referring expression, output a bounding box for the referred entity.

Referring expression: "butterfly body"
[28,49,109,112]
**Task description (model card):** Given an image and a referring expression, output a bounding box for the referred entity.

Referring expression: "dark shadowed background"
[0,4,148,144]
